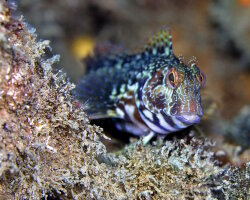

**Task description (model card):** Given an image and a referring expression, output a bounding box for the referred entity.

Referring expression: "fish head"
[140,59,206,125]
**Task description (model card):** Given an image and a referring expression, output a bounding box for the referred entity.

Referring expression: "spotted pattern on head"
[140,62,205,119]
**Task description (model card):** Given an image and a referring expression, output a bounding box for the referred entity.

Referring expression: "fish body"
[76,29,206,136]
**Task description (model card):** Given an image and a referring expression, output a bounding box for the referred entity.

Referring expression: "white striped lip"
[177,114,201,124]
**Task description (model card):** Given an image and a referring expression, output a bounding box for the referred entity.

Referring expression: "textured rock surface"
[0,1,111,198]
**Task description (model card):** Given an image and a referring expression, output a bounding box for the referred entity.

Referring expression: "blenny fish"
[76,29,206,142]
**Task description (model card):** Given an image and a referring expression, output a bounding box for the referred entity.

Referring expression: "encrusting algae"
[0,1,249,199]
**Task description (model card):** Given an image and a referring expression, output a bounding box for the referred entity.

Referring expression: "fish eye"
[196,71,206,88]
[167,68,178,88]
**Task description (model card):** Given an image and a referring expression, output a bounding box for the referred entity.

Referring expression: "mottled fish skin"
[76,29,206,136]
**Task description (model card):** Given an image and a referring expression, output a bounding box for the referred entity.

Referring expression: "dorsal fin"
[144,28,173,57]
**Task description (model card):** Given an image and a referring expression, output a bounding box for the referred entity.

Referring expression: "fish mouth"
[176,114,201,125]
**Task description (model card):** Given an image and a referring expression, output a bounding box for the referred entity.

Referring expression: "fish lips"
[176,114,201,125]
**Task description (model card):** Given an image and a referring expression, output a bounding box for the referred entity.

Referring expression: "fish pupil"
[169,73,174,83]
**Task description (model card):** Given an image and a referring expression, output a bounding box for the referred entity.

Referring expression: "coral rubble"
[110,137,222,199]
[0,1,249,199]
[216,162,250,200]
